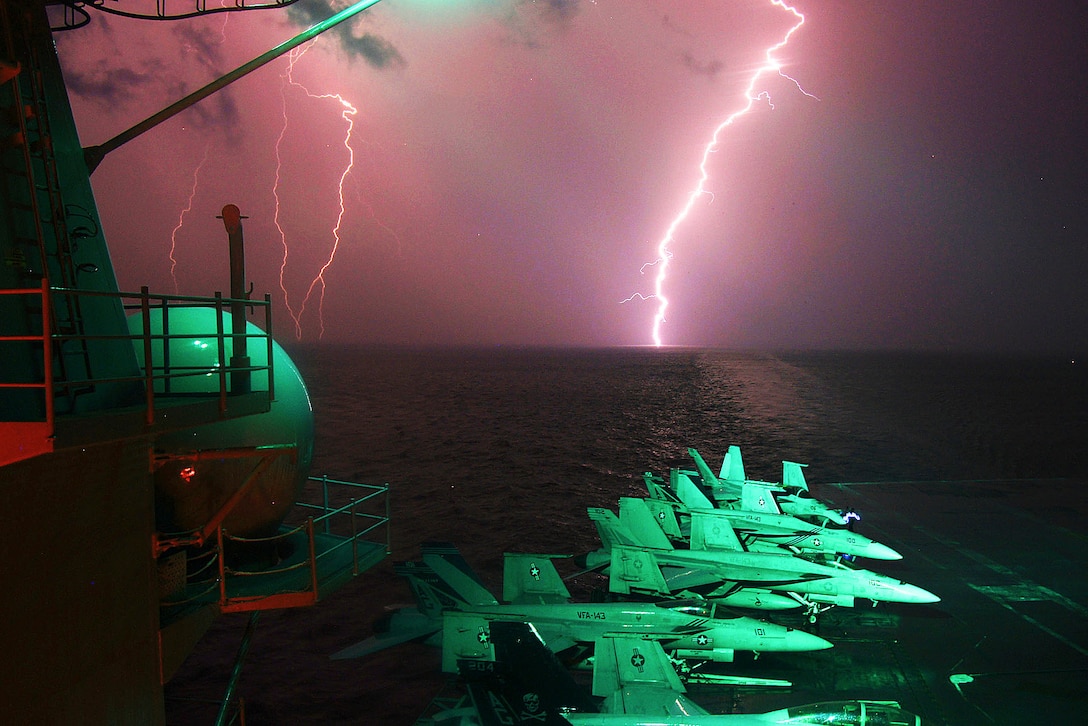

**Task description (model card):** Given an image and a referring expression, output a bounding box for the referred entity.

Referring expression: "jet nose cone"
[785,628,834,652]
[866,542,903,560]
[896,582,941,604]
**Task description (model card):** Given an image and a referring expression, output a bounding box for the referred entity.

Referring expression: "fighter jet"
[643,470,902,561]
[330,542,831,672]
[693,446,850,526]
[460,621,923,725]
[586,499,939,622]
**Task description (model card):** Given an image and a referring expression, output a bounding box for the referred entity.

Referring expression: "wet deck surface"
[688,478,1088,725]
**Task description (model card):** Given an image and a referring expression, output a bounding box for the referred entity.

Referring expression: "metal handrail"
[0,280,54,426]
[168,475,391,612]
[1,283,275,426]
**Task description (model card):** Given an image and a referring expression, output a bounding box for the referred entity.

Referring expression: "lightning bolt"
[275,43,359,340]
[168,142,211,294]
[624,0,816,347]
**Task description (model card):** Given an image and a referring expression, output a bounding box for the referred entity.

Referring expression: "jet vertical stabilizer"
[609,545,670,595]
[690,511,744,552]
[588,506,652,550]
[741,481,785,516]
[783,460,809,491]
[720,444,746,484]
[688,447,722,489]
[421,541,500,607]
[618,497,674,550]
[461,658,579,726]
[489,622,598,716]
[644,472,685,509]
[442,612,496,671]
[675,472,716,510]
[595,636,685,692]
[394,560,463,617]
[460,621,595,725]
[502,554,571,605]
[593,636,708,716]
[640,497,684,539]
[461,661,536,726]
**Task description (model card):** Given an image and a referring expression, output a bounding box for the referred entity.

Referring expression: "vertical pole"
[323,475,330,535]
[214,611,260,726]
[306,518,319,599]
[40,278,53,429]
[161,294,171,395]
[385,484,391,555]
[264,293,274,398]
[221,204,250,395]
[214,291,226,414]
[140,286,154,426]
[216,525,227,606]
[350,498,358,576]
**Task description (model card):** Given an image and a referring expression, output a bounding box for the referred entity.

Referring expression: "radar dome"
[128,307,313,538]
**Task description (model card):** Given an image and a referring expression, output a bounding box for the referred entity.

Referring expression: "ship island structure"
[0,1,391,722]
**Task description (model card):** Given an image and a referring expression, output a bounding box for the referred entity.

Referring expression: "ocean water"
[164,347,1088,724]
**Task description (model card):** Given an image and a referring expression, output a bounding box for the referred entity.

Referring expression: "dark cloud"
[527,0,580,24]
[64,20,242,133]
[340,31,404,68]
[285,0,333,26]
[659,12,695,39]
[63,64,159,106]
[499,0,582,48]
[168,25,243,130]
[680,51,724,78]
[185,90,241,138]
[174,24,226,66]
[286,0,405,68]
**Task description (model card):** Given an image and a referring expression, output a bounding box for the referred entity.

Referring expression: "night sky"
[56,1,1088,352]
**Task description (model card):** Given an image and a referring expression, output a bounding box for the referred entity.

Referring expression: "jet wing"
[525,624,579,655]
[502,553,571,605]
[330,609,440,660]
[592,635,710,716]
[657,553,833,589]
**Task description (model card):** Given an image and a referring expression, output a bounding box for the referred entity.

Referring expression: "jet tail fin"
[609,545,671,595]
[592,636,708,716]
[393,560,460,618]
[491,621,598,713]
[592,634,686,696]
[688,447,721,488]
[587,506,643,551]
[440,612,498,673]
[641,497,684,539]
[675,472,716,510]
[783,460,809,491]
[420,541,500,607]
[720,445,746,484]
[502,553,571,604]
[618,497,674,550]
[460,660,576,726]
[741,481,784,515]
[459,621,595,725]
[690,511,744,551]
[644,471,682,505]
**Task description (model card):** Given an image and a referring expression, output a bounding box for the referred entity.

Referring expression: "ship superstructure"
[0,2,388,722]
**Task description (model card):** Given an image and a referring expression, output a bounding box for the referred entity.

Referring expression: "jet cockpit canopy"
[782,700,921,726]
[655,598,742,620]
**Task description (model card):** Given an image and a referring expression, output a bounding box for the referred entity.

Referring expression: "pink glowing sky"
[56,0,1087,351]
